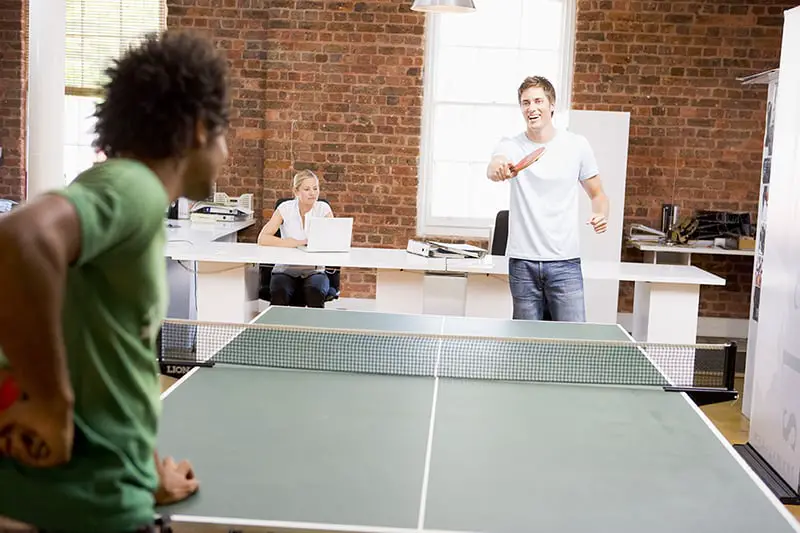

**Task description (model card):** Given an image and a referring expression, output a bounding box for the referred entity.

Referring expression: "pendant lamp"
[411,0,476,13]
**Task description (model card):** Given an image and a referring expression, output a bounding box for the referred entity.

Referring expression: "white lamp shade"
[411,0,476,13]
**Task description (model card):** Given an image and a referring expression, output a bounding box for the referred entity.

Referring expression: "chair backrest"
[490,210,509,255]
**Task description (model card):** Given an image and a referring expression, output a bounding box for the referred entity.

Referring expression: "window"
[63,0,165,183]
[417,0,576,238]
[63,94,103,184]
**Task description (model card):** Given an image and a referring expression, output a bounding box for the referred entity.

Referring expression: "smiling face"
[519,86,555,135]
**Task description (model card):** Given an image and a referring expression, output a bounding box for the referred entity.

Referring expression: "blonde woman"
[257,170,333,307]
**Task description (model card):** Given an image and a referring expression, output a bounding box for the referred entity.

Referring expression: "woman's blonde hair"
[293,169,318,191]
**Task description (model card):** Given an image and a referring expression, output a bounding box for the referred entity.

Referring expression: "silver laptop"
[299,216,354,252]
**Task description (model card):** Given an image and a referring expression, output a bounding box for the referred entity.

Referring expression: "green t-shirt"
[0,159,170,532]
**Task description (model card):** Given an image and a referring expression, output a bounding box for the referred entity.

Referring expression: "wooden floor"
[700,376,800,522]
[160,374,800,528]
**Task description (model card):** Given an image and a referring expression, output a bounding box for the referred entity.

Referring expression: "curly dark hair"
[93,29,230,159]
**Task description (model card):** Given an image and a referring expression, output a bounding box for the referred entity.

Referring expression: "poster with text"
[749,5,800,491]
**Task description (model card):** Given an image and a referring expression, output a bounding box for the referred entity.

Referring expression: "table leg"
[465,274,512,318]
[632,281,700,344]
[193,261,260,323]
[632,281,701,387]
[375,270,471,316]
[166,258,196,320]
[422,272,468,316]
[375,269,426,314]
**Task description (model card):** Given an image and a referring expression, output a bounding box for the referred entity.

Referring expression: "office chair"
[258,197,341,306]
[490,210,509,256]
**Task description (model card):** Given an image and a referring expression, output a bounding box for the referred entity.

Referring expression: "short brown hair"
[517,75,556,108]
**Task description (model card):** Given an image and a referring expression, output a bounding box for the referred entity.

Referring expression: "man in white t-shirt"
[486,75,609,322]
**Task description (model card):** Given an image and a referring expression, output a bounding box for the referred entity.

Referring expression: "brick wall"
[167,0,426,297]
[166,1,269,243]
[0,1,784,316]
[0,0,27,202]
[572,1,792,318]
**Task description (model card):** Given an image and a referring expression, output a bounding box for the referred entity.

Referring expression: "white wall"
[570,110,631,323]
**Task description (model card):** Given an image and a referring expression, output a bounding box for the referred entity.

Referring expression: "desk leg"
[422,272,467,316]
[632,281,700,387]
[465,274,512,319]
[632,281,699,344]
[375,270,469,316]
[194,261,260,323]
[375,270,425,314]
[166,258,196,320]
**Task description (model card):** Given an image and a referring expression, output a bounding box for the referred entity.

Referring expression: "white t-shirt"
[492,129,599,261]
[277,198,332,239]
[272,199,332,276]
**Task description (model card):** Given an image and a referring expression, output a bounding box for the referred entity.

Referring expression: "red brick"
[574,0,791,319]
[0,0,27,202]
[166,0,426,297]
[2,1,785,311]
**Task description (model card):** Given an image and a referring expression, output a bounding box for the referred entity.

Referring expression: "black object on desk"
[167,200,180,220]
[661,203,679,233]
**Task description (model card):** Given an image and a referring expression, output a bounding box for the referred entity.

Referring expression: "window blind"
[65,0,166,96]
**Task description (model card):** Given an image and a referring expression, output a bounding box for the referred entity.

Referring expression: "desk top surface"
[165,218,255,244]
[629,239,756,256]
[164,241,726,286]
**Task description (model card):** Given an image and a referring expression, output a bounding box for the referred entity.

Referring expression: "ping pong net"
[157,319,738,405]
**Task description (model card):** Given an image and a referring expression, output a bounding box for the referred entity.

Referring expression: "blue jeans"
[508,257,586,322]
[270,272,330,308]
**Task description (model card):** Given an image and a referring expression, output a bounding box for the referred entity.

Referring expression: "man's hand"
[581,176,609,235]
[588,213,607,234]
[0,370,74,467]
[154,452,199,505]
[487,156,514,182]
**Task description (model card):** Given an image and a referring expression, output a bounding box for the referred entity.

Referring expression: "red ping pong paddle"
[509,146,546,176]
[0,373,21,411]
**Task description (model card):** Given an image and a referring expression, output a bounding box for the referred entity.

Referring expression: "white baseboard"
[330,299,749,340]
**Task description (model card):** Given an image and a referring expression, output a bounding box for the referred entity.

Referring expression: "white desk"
[166,219,256,245]
[164,219,255,321]
[629,239,755,265]
[164,242,726,344]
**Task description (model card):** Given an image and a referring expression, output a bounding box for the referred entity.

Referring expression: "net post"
[723,341,737,391]
[156,326,163,365]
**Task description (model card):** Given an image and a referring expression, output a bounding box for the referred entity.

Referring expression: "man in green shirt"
[0,29,230,532]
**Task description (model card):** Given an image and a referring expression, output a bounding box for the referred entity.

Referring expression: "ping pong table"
[155,307,800,533]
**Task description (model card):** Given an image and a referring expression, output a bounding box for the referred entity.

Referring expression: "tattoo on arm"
[0,423,52,463]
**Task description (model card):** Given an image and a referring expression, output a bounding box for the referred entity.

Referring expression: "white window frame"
[416,1,578,239]
[63,0,166,183]
[63,93,104,184]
